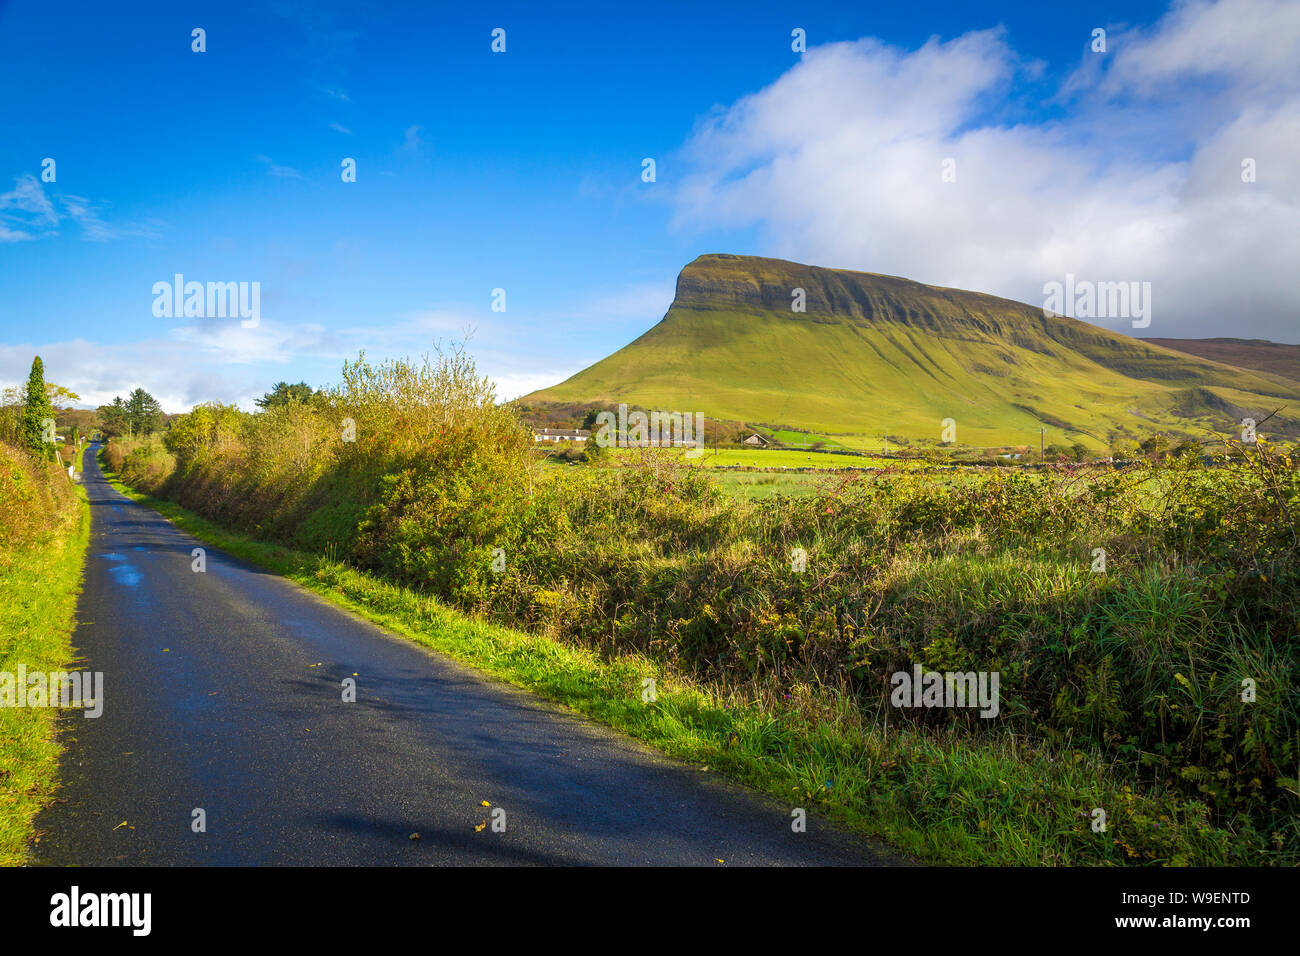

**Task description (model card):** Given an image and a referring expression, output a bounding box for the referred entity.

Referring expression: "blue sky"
[1,0,1295,411]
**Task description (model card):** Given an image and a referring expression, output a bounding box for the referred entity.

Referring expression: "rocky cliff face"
[670,253,1038,330]
[667,254,1281,385]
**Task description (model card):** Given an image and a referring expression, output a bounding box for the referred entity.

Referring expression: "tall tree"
[125,388,163,436]
[21,356,57,457]
[255,381,315,410]
[97,397,130,438]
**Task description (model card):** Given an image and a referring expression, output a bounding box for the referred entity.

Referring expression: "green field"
[765,428,845,448]
[608,445,909,469]
[709,471,826,498]
[558,445,996,498]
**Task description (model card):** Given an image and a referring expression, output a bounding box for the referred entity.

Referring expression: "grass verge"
[0,483,90,865]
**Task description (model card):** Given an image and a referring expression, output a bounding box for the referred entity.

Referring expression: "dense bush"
[113,348,533,592]
[0,441,78,550]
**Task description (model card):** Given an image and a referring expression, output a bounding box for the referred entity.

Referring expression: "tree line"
[97,389,164,439]
[0,356,173,455]
[2,360,324,460]
[93,381,317,438]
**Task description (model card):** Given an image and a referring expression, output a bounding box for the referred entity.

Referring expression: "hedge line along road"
[33,444,896,866]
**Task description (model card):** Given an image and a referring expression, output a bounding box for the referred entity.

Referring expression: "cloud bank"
[671,0,1300,341]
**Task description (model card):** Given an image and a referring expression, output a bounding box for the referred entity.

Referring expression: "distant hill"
[1143,338,1300,387]
[523,254,1300,447]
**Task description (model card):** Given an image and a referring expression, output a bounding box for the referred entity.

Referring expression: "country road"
[32,444,895,866]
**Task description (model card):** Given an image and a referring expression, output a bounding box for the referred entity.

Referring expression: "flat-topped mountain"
[524,255,1299,447]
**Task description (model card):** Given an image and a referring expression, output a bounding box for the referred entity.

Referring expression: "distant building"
[742,433,773,447]
[534,428,590,443]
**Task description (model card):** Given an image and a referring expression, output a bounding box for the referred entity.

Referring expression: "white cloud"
[59,193,161,242]
[0,275,681,413]
[170,320,335,367]
[490,368,580,402]
[0,174,60,241]
[1097,0,1300,100]
[0,338,274,413]
[670,0,1300,341]
[0,302,568,412]
[255,155,303,179]
[0,174,162,243]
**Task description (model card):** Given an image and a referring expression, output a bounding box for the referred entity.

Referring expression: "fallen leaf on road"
[475,821,487,832]
[480,800,491,807]
[113,821,128,830]
[409,833,420,840]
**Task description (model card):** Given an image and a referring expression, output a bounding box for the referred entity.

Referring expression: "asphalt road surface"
[33,444,895,866]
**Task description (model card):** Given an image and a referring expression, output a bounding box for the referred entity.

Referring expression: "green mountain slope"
[525,254,1300,447]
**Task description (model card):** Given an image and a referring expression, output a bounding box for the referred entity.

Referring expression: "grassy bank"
[0,443,89,865]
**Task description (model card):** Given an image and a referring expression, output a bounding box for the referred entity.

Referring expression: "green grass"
[710,472,826,499]
[766,428,844,448]
[608,445,907,469]
[709,469,990,500]
[700,447,893,468]
[0,483,89,865]
[98,453,1284,865]
[525,254,1300,448]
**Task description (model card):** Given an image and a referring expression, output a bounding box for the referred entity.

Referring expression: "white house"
[534,428,590,443]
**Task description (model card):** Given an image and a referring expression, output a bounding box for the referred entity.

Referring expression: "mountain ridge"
[1142,337,1300,387]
